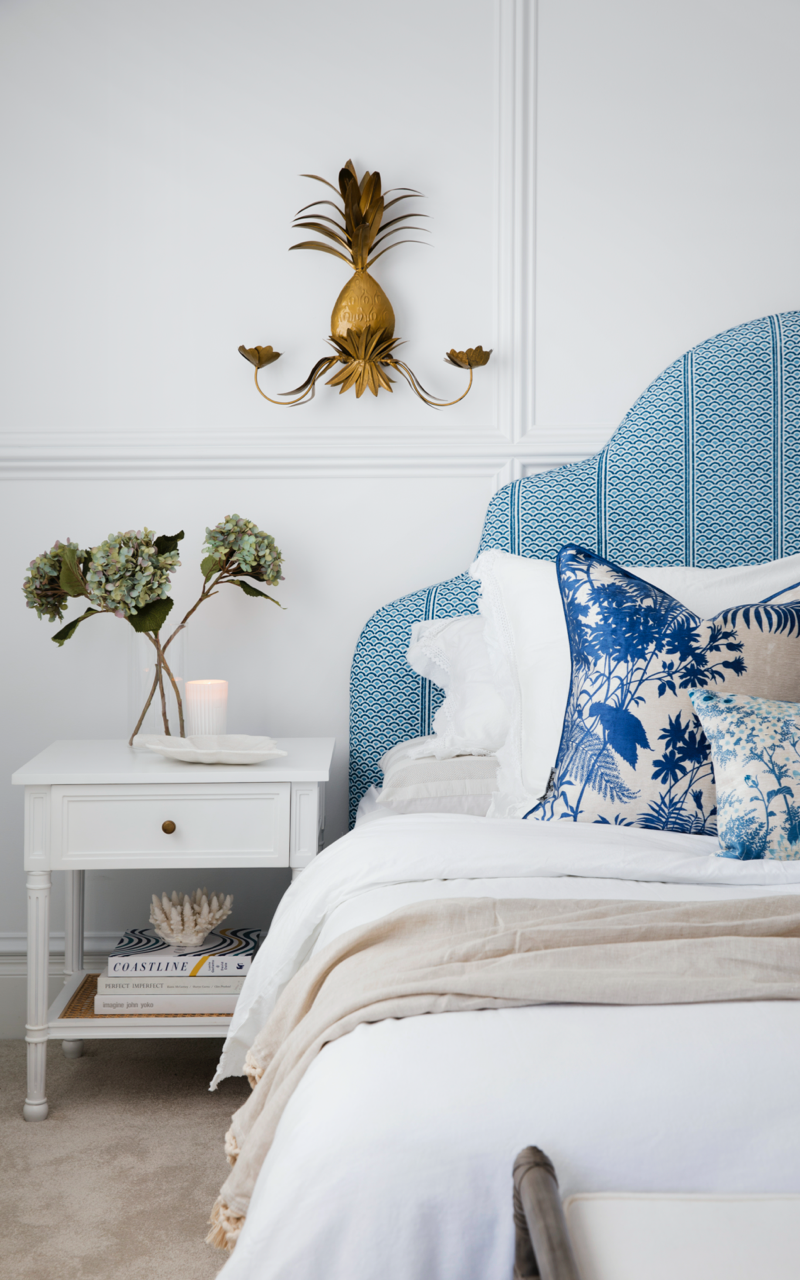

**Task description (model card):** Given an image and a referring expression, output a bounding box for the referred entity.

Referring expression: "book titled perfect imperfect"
[107,927,262,976]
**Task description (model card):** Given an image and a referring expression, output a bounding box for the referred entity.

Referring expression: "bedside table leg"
[24,870,51,1121]
[64,870,85,977]
[63,870,85,1059]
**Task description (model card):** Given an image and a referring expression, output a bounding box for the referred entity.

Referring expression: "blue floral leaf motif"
[722,656,747,676]
[767,786,793,802]
[678,729,707,765]
[568,728,639,802]
[589,703,650,769]
[651,750,687,784]
[786,808,800,844]
[726,604,800,638]
[663,617,703,662]
[658,711,690,750]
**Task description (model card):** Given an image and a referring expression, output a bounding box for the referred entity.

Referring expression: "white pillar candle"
[186,680,228,736]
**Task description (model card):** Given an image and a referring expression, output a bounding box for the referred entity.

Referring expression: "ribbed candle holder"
[186,680,228,736]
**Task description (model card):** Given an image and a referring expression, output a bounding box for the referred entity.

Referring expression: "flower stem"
[155,644,170,734]
[128,666,160,746]
[156,634,186,737]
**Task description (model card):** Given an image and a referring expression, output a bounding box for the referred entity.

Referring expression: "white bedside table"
[12,737,334,1121]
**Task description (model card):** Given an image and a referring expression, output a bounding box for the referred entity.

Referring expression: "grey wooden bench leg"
[513,1147,582,1280]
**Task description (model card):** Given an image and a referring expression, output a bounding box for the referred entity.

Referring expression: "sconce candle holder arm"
[250,356,340,406]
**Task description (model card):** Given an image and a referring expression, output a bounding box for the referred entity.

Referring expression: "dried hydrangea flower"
[83,529,181,617]
[22,540,79,622]
[203,514,284,586]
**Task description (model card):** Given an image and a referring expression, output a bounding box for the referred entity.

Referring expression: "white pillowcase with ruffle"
[405,617,509,756]
[470,548,800,819]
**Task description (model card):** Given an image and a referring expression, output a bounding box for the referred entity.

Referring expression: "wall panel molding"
[494,0,536,442]
[0,2,596,486]
[0,426,606,481]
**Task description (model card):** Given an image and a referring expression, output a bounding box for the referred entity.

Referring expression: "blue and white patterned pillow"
[528,546,800,833]
[689,691,800,859]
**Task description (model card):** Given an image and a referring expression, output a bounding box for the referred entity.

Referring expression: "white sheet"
[213,816,800,1280]
[214,815,800,1085]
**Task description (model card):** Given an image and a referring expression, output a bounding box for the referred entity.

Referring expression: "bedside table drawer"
[50,783,291,868]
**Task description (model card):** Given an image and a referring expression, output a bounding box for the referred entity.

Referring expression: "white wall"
[2,0,800,1018]
[535,0,800,432]
[0,0,500,983]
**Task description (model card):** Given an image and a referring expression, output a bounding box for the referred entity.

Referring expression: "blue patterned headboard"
[349,311,800,825]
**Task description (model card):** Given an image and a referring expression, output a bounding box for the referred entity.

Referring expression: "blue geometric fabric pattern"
[349,312,800,826]
[690,691,800,860]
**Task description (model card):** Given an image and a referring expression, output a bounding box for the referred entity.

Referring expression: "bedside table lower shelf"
[51,972,232,1038]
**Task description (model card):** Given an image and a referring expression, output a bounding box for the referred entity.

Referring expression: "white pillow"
[405,617,509,754]
[370,736,498,816]
[470,548,800,819]
[356,786,493,822]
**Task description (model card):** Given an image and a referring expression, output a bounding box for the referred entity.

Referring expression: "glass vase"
[127,625,186,745]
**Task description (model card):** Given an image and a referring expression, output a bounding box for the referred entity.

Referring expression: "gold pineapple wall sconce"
[238,160,491,407]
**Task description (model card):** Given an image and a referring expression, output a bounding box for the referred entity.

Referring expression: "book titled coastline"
[106,927,261,976]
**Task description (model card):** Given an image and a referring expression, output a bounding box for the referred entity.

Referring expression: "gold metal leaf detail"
[444,346,492,370]
[291,161,427,275]
[238,345,282,369]
[325,326,400,398]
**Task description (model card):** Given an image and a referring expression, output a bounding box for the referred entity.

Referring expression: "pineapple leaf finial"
[290,160,428,271]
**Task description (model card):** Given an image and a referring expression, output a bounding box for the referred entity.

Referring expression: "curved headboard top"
[349,310,800,824]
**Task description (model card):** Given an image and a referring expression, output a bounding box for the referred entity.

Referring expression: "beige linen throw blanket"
[209,895,800,1250]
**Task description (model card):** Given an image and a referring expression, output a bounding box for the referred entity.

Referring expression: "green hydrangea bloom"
[84,530,180,617]
[22,540,79,622]
[203,515,283,585]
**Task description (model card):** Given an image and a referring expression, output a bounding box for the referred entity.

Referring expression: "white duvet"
[214,815,800,1280]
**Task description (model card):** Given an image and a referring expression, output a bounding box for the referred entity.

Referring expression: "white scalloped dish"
[142,735,288,765]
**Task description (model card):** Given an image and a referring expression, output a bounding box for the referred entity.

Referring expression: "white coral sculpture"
[150,887,233,948]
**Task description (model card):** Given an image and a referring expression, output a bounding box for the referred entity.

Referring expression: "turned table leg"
[62,870,85,1059]
[24,870,51,1121]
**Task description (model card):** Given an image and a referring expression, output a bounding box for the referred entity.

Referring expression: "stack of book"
[93,926,261,1015]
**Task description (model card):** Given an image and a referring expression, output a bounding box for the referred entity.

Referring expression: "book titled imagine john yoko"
[107,927,261,976]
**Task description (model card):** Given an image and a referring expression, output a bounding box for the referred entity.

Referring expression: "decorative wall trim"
[0,425,605,481]
[494,0,536,442]
[0,1,553,485]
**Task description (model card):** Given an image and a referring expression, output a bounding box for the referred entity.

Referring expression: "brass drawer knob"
[162,820,176,835]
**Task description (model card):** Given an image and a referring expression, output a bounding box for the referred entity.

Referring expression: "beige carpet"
[0,1037,250,1280]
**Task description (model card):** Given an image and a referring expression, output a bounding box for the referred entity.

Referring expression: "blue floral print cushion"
[528,546,800,833]
[689,691,800,859]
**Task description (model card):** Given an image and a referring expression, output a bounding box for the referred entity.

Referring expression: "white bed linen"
[215,815,800,1085]
[214,816,800,1280]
